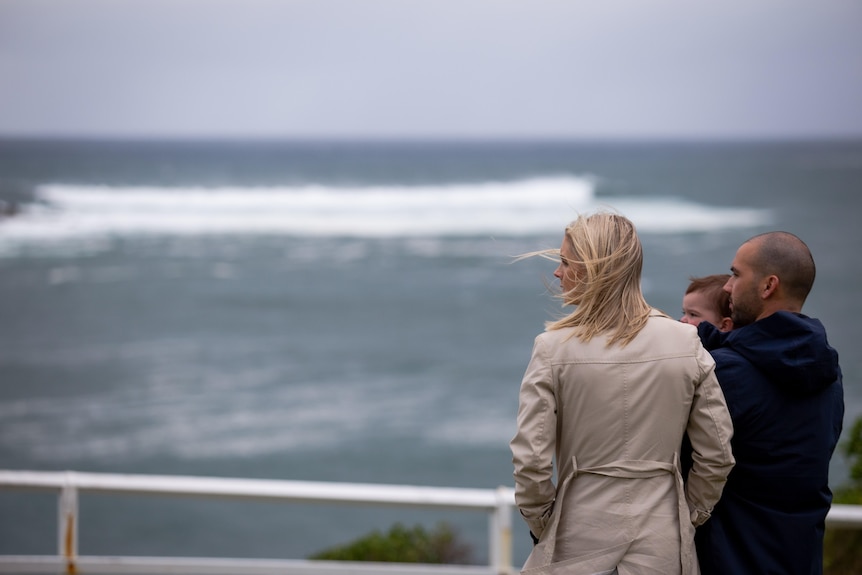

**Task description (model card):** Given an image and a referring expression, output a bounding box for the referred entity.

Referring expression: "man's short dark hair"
[748,231,816,304]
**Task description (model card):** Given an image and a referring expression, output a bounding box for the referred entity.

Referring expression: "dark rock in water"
[0,180,36,203]
[0,199,19,218]
[0,181,36,219]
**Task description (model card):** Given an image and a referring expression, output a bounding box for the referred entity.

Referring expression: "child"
[680,274,733,331]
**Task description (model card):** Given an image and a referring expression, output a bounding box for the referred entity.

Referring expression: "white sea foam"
[0,177,771,251]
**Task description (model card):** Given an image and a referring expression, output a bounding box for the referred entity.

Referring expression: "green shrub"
[309,522,473,564]
[824,415,862,575]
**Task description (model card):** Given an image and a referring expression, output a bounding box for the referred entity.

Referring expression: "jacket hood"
[698,311,840,396]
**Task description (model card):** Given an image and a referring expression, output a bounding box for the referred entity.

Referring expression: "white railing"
[0,469,516,575]
[826,503,862,528]
[2,469,862,575]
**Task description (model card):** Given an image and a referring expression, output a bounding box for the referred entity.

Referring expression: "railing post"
[491,486,513,575]
[58,472,78,573]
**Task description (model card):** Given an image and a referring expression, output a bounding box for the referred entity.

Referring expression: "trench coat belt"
[524,453,695,575]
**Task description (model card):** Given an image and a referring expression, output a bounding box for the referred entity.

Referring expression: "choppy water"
[1,139,860,565]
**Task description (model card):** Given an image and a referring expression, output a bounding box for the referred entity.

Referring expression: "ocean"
[1,139,860,566]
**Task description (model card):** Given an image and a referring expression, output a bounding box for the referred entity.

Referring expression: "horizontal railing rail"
[0,469,515,575]
[2,469,862,574]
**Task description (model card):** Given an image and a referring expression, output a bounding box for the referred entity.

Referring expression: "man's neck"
[756,300,803,322]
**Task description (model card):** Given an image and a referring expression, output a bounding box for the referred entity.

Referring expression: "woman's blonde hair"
[542,212,651,347]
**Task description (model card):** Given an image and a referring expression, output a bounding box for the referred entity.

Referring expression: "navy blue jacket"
[695,312,844,575]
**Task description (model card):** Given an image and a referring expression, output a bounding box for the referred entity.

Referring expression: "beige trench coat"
[510,311,734,575]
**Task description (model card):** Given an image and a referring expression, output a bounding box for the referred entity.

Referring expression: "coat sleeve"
[510,334,558,539]
[684,340,735,527]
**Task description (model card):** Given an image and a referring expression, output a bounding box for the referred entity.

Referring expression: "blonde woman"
[510,212,734,575]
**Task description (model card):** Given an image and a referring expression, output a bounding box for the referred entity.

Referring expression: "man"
[695,231,844,575]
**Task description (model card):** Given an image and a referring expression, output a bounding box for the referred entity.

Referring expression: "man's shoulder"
[709,345,756,374]
[706,342,766,407]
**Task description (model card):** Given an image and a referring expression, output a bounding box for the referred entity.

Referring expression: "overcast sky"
[1,0,861,140]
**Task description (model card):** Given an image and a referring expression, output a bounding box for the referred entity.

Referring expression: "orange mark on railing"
[64,513,76,575]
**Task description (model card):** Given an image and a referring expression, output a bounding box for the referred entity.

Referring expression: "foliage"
[843,416,862,487]
[824,415,862,575]
[309,522,473,564]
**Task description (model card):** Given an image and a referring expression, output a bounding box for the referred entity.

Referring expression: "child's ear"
[719,317,734,332]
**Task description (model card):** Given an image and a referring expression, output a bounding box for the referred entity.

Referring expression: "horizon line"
[2,133,862,145]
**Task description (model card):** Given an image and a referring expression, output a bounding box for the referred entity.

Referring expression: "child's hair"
[685,274,731,319]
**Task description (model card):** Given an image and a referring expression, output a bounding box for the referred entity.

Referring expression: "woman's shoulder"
[647,307,674,321]
[643,309,700,340]
[535,326,578,346]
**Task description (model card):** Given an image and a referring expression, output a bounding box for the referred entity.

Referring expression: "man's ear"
[761,275,779,299]
[719,317,734,332]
